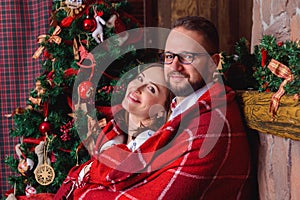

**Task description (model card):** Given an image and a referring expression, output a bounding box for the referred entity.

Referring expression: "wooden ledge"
[236,90,300,140]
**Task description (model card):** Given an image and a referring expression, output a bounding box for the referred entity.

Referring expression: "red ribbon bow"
[267,59,293,119]
[32,26,62,59]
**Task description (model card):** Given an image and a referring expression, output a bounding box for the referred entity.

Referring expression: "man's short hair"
[172,16,219,53]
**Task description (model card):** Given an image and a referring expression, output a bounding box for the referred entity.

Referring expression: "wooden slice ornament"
[34,134,56,186]
[34,164,55,186]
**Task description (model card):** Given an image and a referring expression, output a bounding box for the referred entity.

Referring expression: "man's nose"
[170,56,184,71]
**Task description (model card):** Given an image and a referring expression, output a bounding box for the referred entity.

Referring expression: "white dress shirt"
[99,129,154,153]
[168,82,213,121]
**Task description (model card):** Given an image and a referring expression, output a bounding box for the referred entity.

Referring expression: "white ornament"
[25,185,36,197]
[6,194,17,200]
[34,141,50,174]
[66,0,82,9]
[15,143,34,176]
[92,7,106,44]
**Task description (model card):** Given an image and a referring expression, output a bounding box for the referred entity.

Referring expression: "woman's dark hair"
[172,16,219,53]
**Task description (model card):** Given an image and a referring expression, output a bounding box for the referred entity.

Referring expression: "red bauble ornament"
[39,121,51,135]
[78,81,94,99]
[83,16,97,32]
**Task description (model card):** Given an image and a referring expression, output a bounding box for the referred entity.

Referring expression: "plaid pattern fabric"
[0,0,51,194]
[55,83,256,200]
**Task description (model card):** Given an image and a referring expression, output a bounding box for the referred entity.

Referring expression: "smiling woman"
[122,64,169,125]
[54,63,172,199]
[117,63,171,145]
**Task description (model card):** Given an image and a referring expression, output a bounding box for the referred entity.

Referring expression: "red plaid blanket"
[55,82,256,200]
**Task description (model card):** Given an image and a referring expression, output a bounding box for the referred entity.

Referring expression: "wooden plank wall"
[157,0,253,54]
[124,0,253,53]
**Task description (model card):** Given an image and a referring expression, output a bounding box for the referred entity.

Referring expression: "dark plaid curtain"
[0,0,51,194]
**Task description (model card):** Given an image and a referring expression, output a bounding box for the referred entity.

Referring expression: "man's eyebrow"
[140,72,145,77]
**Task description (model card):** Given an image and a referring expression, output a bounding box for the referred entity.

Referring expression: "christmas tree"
[4,0,145,197]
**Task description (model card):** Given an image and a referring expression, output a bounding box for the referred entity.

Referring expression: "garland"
[222,35,300,96]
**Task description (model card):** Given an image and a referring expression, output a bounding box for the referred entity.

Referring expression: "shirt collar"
[168,82,213,121]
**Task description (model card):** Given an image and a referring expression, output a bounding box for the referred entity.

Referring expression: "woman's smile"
[127,92,141,103]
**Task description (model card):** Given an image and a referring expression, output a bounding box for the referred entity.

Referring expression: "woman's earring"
[149,104,166,118]
[156,110,166,119]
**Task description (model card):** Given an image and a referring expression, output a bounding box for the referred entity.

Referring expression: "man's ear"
[207,53,220,75]
[211,53,220,66]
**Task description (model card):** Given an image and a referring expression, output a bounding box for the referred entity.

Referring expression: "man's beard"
[166,72,205,97]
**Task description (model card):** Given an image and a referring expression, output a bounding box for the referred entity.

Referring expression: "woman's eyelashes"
[147,86,156,94]
[136,75,157,94]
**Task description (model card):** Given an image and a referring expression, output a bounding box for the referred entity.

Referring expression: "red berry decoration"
[83,16,97,32]
[43,50,50,58]
[78,81,94,99]
[39,121,51,135]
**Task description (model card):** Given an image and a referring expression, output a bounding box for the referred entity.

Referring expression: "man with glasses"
[158,16,257,199]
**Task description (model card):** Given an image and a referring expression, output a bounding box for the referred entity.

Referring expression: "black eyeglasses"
[159,51,210,64]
